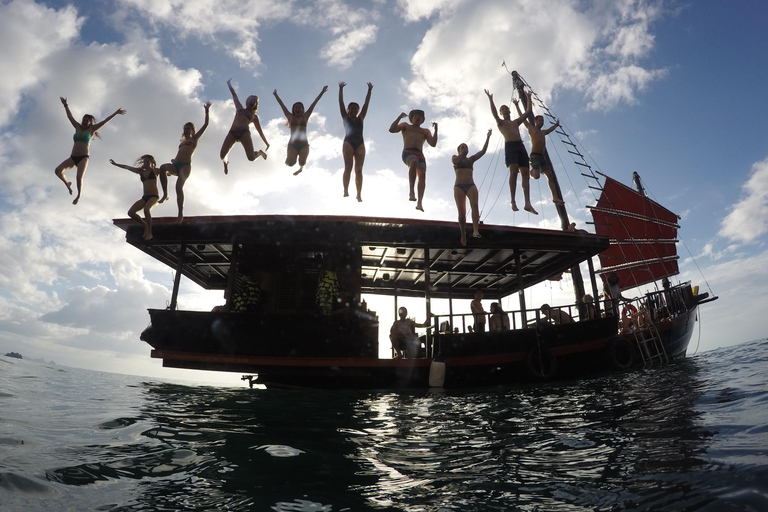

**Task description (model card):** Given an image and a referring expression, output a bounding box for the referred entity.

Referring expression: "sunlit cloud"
[719,157,768,244]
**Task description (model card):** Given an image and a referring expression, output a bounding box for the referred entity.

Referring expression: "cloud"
[321,25,378,69]
[719,157,768,243]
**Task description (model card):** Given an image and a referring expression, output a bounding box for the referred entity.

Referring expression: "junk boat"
[115,71,716,388]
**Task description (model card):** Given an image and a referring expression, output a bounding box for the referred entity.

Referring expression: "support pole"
[169,243,187,311]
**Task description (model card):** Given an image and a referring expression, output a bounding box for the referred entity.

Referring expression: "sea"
[1,339,767,512]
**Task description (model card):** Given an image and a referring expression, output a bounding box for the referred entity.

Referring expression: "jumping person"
[453,129,492,246]
[339,81,373,201]
[55,97,126,205]
[158,101,211,223]
[389,109,438,212]
[484,89,535,214]
[109,155,167,240]
[273,86,328,176]
[516,102,564,207]
[220,79,269,174]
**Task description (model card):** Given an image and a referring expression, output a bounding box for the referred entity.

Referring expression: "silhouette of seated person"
[489,302,510,331]
[582,294,597,320]
[540,303,573,325]
[389,307,430,359]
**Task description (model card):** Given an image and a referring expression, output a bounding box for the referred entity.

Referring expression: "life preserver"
[621,304,638,319]
[525,345,558,380]
[605,337,634,370]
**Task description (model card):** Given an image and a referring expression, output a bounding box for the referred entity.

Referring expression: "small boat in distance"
[114,195,713,389]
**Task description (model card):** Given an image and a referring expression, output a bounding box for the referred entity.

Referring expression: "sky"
[1,0,767,386]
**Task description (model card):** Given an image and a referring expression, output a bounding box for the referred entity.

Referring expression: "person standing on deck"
[484,89,535,214]
[471,289,487,333]
[390,307,431,359]
[389,109,438,212]
[339,82,373,202]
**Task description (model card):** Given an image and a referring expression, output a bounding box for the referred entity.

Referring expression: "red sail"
[589,177,680,290]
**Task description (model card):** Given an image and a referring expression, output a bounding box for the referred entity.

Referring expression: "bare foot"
[524,204,539,215]
[511,201,519,212]
[72,196,80,205]
[553,198,565,205]
[66,182,73,195]
[415,203,424,212]
[144,233,153,241]
[259,150,267,160]
[460,232,467,247]
[409,194,416,202]
[223,161,229,175]
[343,190,349,197]
[357,196,362,202]
[472,232,482,239]
[176,214,184,224]
[293,168,303,176]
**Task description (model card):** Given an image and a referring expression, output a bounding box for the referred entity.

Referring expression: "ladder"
[631,320,668,366]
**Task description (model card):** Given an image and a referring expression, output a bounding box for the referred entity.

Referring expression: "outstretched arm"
[389,112,407,133]
[484,89,501,124]
[543,119,560,136]
[472,129,493,161]
[109,159,140,173]
[426,122,438,147]
[92,107,127,132]
[338,82,347,119]
[60,97,79,128]
[305,85,328,117]
[227,79,243,110]
[273,90,292,118]
[193,101,211,140]
[514,99,532,129]
[359,82,373,120]
[252,116,270,150]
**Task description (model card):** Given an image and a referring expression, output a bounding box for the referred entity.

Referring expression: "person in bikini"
[338,81,373,201]
[159,101,211,223]
[109,155,167,240]
[453,129,492,246]
[389,109,438,212]
[55,97,126,205]
[484,89,535,214]
[220,79,269,174]
[516,102,564,207]
[273,86,328,176]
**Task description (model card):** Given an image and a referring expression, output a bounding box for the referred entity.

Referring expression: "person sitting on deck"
[540,303,573,325]
[489,302,510,331]
[583,294,597,320]
[389,307,430,359]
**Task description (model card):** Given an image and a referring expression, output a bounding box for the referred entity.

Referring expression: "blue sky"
[1,0,767,384]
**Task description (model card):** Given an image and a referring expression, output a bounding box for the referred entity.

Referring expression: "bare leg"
[521,166,538,214]
[467,185,481,238]
[72,158,89,205]
[354,144,365,202]
[285,145,299,171]
[415,168,426,212]
[507,164,519,211]
[175,166,190,223]
[54,158,74,195]
[342,142,354,197]
[454,186,468,246]
[220,133,237,174]
[128,199,148,237]
[294,145,310,176]
[407,161,418,201]
[542,169,565,205]
[143,197,158,240]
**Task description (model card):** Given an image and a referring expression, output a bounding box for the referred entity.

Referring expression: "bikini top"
[139,169,156,182]
[237,108,254,121]
[453,157,474,170]
[179,137,197,149]
[73,131,92,145]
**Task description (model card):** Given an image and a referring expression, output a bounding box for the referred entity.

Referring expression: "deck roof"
[113,215,609,299]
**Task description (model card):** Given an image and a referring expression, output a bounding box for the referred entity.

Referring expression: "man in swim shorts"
[519,111,564,207]
[485,89,537,214]
[389,109,438,212]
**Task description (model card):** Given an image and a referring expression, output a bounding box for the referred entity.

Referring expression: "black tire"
[525,345,558,380]
[606,337,635,370]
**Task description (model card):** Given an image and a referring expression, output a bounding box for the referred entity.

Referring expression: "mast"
[511,70,586,305]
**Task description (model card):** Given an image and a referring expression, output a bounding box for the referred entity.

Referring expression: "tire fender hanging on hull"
[605,336,635,370]
[525,345,558,380]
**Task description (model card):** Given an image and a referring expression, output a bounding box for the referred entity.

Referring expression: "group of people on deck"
[55,82,562,243]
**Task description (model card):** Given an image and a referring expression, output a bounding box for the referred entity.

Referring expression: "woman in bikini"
[338,81,372,201]
[159,101,211,222]
[453,129,492,246]
[109,155,167,240]
[55,97,126,205]
[220,79,269,174]
[273,86,328,176]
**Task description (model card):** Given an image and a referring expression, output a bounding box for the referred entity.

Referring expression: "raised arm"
[389,112,407,133]
[305,85,328,117]
[108,159,140,173]
[515,98,533,129]
[60,97,79,128]
[359,82,373,120]
[193,101,211,140]
[92,107,127,132]
[543,119,560,136]
[227,79,243,110]
[273,90,291,118]
[471,129,493,161]
[426,122,438,147]
[513,91,533,123]
[338,82,347,119]
[484,89,501,124]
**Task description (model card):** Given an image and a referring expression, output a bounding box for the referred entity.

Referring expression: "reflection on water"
[4,343,768,511]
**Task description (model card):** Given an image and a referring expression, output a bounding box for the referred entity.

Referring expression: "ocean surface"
[1,339,767,512]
